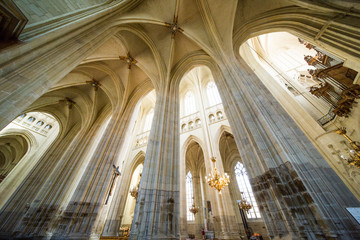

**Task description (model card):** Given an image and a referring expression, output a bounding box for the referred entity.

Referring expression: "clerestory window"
[184,91,196,115]
[206,82,221,106]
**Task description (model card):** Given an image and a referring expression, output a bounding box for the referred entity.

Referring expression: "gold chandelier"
[205,157,230,194]
[238,198,252,213]
[189,197,200,215]
[130,173,141,199]
[336,128,360,168]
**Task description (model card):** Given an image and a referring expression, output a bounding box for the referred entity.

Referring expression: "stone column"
[11,109,110,238]
[0,113,81,238]
[179,156,188,239]
[215,55,360,239]
[50,101,137,239]
[101,151,143,236]
[129,84,180,239]
[192,174,204,239]
[101,170,132,236]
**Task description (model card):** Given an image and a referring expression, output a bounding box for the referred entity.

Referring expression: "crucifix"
[164,16,184,39]
[105,164,121,204]
[119,52,137,69]
[86,79,101,91]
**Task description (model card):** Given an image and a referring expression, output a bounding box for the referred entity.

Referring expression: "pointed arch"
[232,7,360,62]
[182,135,207,173]
[129,150,146,176]
[182,135,208,162]
[170,51,224,90]
[213,125,233,161]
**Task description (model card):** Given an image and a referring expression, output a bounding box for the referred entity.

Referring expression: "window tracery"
[206,82,221,106]
[184,91,196,115]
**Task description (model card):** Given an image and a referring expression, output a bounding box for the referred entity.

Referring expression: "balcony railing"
[180,112,201,133]
[317,107,336,126]
[134,130,150,148]
[206,103,226,124]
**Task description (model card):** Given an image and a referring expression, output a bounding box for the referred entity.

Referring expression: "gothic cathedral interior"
[0,0,360,239]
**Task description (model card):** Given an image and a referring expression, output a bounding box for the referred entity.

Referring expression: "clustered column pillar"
[130,83,180,239]
[192,174,204,239]
[50,102,137,239]
[0,111,82,238]
[215,54,360,239]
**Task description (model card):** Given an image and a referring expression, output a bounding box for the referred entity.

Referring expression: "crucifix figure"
[164,16,184,39]
[105,164,121,204]
[119,52,137,69]
[86,79,101,91]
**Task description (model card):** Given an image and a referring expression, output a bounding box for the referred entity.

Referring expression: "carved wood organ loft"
[299,39,360,120]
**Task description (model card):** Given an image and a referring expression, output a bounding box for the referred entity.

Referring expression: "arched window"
[209,114,215,122]
[144,108,154,132]
[36,121,44,126]
[195,119,201,126]
[186,171,194,221]
[45,124,52,130]
[234,162,261,219]
[181,123,187,132]
[28,116,35,122]
[206,82,221,106]
[184,91,196,115]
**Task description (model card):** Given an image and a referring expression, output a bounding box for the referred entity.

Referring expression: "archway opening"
[0,111,59,183]
[121,163,143,230]
[185,141,206,239]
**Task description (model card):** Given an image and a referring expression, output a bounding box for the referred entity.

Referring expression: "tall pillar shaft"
[13,110,110,238]
[50,103,136,239]
[0,120,81,238]
[192,175,204,239]
[215,55,360,239]
[130,85,180,239]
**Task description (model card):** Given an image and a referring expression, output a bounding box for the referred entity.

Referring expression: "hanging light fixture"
[189,197,200,215]
[205,157,230,194]
[238,198,252,213]
[130,173,141,199]
[336,128,360,168]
